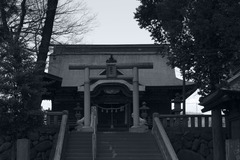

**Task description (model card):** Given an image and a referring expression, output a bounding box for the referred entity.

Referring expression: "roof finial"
[106,54,117,63]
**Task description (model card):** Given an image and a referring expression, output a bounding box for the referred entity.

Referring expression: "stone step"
[97,148,159,153]
[65,149,92,153]
[65,152,92,157]
[64,132,92,160]
[66,146,91,150]
[65,157,92,160]
[96,157,162,159]
[97,145,157,150]
[97,140,156,144]
[96,132,164,160]
[97,153,162,156]
[67,141,92,144]
[96,156,163,160]
[97,137,154,141]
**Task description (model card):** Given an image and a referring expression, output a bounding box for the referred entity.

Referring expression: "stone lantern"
[172,93,183,115]
[139,102,149,120]
[74,103,83,120]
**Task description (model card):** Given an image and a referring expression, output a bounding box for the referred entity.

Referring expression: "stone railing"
[152,113,179,160]
[52,110,68,160]
[158,114,226,128]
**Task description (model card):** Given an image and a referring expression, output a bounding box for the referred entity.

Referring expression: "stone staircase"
[63,131,164,160]
[96,132,164,160]
[64,132,92,160]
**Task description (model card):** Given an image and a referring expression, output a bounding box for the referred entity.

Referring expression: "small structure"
[200,67,240,160]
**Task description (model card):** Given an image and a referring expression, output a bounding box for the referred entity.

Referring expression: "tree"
[0,42,44,136]
[134,0,240,96]
[0,0,94,136]
[0,0,59,137]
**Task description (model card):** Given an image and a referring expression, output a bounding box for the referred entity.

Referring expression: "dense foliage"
[0,0,94,136]
[0,0,48,136]
[135,0,240,96]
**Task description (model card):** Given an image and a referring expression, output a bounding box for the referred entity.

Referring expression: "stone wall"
[0,126,59,160]
[0,135,12,160]
[166,129,216,160]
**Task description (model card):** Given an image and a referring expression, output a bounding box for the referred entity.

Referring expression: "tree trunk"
[30,0,59,109]
[37,0,58,67]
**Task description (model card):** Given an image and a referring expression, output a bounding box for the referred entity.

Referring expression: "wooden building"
[44,44,195,131]
[200,67,240,160]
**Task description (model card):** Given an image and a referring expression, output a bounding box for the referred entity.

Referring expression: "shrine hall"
[43,44,195,131]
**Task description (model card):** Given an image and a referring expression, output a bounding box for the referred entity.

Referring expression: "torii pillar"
[132,67,140,128]
[83,67,91,128]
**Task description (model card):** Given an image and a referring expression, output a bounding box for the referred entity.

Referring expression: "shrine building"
[44,44,195,131]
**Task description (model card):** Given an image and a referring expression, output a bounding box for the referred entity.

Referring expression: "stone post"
[17,139,30,160]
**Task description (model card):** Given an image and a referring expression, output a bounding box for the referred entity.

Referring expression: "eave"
[200,89,240,112]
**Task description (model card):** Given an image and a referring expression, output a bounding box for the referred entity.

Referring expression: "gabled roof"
[48,44,195,87]
[200,69,240,112]
[43,72,62,82]
[50,44,168,54]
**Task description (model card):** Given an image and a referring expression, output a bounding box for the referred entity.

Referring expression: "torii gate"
[69,55,153,132]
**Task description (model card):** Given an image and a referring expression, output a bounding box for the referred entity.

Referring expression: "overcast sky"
[83,0,154,44]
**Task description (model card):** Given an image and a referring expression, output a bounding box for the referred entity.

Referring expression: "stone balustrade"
[158,114,226,128]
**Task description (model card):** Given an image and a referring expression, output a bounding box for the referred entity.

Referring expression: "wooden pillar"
[212,109,225,160]
[132,67,139,127]
[84,67,91,127]
[182,68,186,115]
[124,105,128,125]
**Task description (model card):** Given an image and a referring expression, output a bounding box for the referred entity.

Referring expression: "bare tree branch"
[15,0,27,41]
[0,1,11,40]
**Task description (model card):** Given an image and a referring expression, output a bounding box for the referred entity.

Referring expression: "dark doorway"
[97,103,130,131]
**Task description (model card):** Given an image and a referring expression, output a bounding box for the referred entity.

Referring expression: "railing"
[91,106,98,160]
[152,113,178,160]
[51,110,68,160]
[158,114,226,128]
[45,111,64,125]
